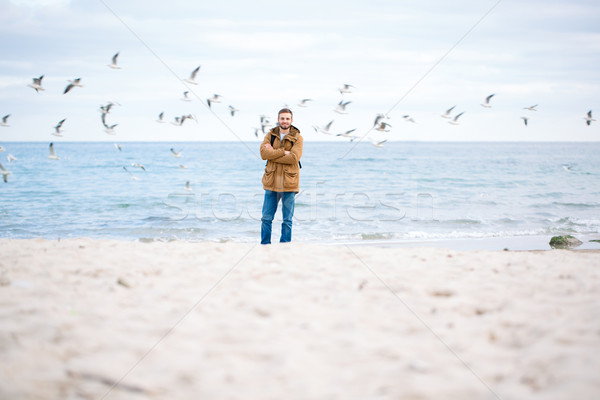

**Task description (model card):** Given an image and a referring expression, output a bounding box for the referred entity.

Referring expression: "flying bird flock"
[0,50,597,184]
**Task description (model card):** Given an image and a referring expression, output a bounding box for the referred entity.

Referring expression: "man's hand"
[263,143,273,150]
[284,150,290,155]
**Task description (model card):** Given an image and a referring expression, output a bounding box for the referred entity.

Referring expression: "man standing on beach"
[259,108,303,244]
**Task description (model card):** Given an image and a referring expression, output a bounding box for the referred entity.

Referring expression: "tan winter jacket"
[260,125,303,193]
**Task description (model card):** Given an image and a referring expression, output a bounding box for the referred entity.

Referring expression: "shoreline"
[4,233,600,252]
[334,234,600,251]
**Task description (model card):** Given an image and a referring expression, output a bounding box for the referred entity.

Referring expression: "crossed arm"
[260,137,303,165]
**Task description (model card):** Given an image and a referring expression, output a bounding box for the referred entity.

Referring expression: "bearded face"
[278,112,292,130]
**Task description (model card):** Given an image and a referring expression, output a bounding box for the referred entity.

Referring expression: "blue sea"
[1,141,599,248]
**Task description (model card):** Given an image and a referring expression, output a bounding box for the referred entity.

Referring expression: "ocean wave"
[552,201,599,208]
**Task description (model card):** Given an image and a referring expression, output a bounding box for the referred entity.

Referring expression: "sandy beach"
[1,239,599,399]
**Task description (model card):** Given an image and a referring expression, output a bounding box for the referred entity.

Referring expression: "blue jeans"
[261,190,295,244]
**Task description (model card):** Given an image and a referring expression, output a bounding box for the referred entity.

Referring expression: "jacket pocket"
[283,169,299,190]
[262,167,275,187]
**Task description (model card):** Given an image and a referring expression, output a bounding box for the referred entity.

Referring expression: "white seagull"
[52,118,66,137]
[480,94,495,108]
[584,110,595,126]
[123,166,139,181]
[375,121,392,132]
[448,112,465,125]
[369,138,388,148]
[114,143,122,151]
[181,91,192,102]
[207,94,223,108]
[170,148,183,158]
[64,78,83,94]
[108,52,121,69]
[184,66,201,85]
[6,154,17,163]
[521,117,528,126]
[402,115,416,123]
[228,105,239,116]
[373,113,388,127]
[440,105,456,119]
[131,162,146,171]
[48,142,60,160]
[28,75,45,92]
[156,111,166,123]
[338,84,354,94]
[185,181,193,192]
[313,120,335,135]
[334,100,351,114]
[298,99,313,107]
[1,114,10,127]
[259,115,272,133]
[99,101,118,115]
[336,128,358,140]
[523,104,538,111]
[0,163,12,183]
[103,122,118,135]
[101,113,117,134]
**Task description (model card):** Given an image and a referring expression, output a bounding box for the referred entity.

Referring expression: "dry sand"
[1,239,599,399]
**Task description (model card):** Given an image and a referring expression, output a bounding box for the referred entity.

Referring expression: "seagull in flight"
[334,100,351,114]
[104,124,118,135]
[521,116,528,126]
[440,105,456,119]
[228,105,239,116]
[64,78,83,94]
[523,104,538,111]
[480,94,495,108]
[170,148,183,158]
[184,66,201,85]
[108,52,121,69]
[373,113,389,127]
[448,111,465,125]
[369,138,388,148]
[336,128,358,140]
[402,115,416,123]
[48,142,60,160]
[123,166,139,181]
[114,143,122,151]
[448,112,465,125]
[375,121,392,132]
[52,118,66,137]
[181,91,192,102]
[6,153,17,163]
[584,110,595,126]
[259,115,272,133]
[338,84,354,94]
[185,181,193,192]
[313,120,335,135]
[207,94,223,108]
[156,111,166,123]
[101,113,117,134]
[131,162,146,171]
[0,163,12,183]
[1,114,10,127]
[28,75,45,92]
[298,99,312,107]
[99,101,118,115]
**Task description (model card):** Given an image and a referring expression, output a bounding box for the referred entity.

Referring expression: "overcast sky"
[1,0,599,142]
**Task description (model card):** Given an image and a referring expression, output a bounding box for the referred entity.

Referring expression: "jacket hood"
[269,125,301,141]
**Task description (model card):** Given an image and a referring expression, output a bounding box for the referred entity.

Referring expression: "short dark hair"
[278,108,293,117]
